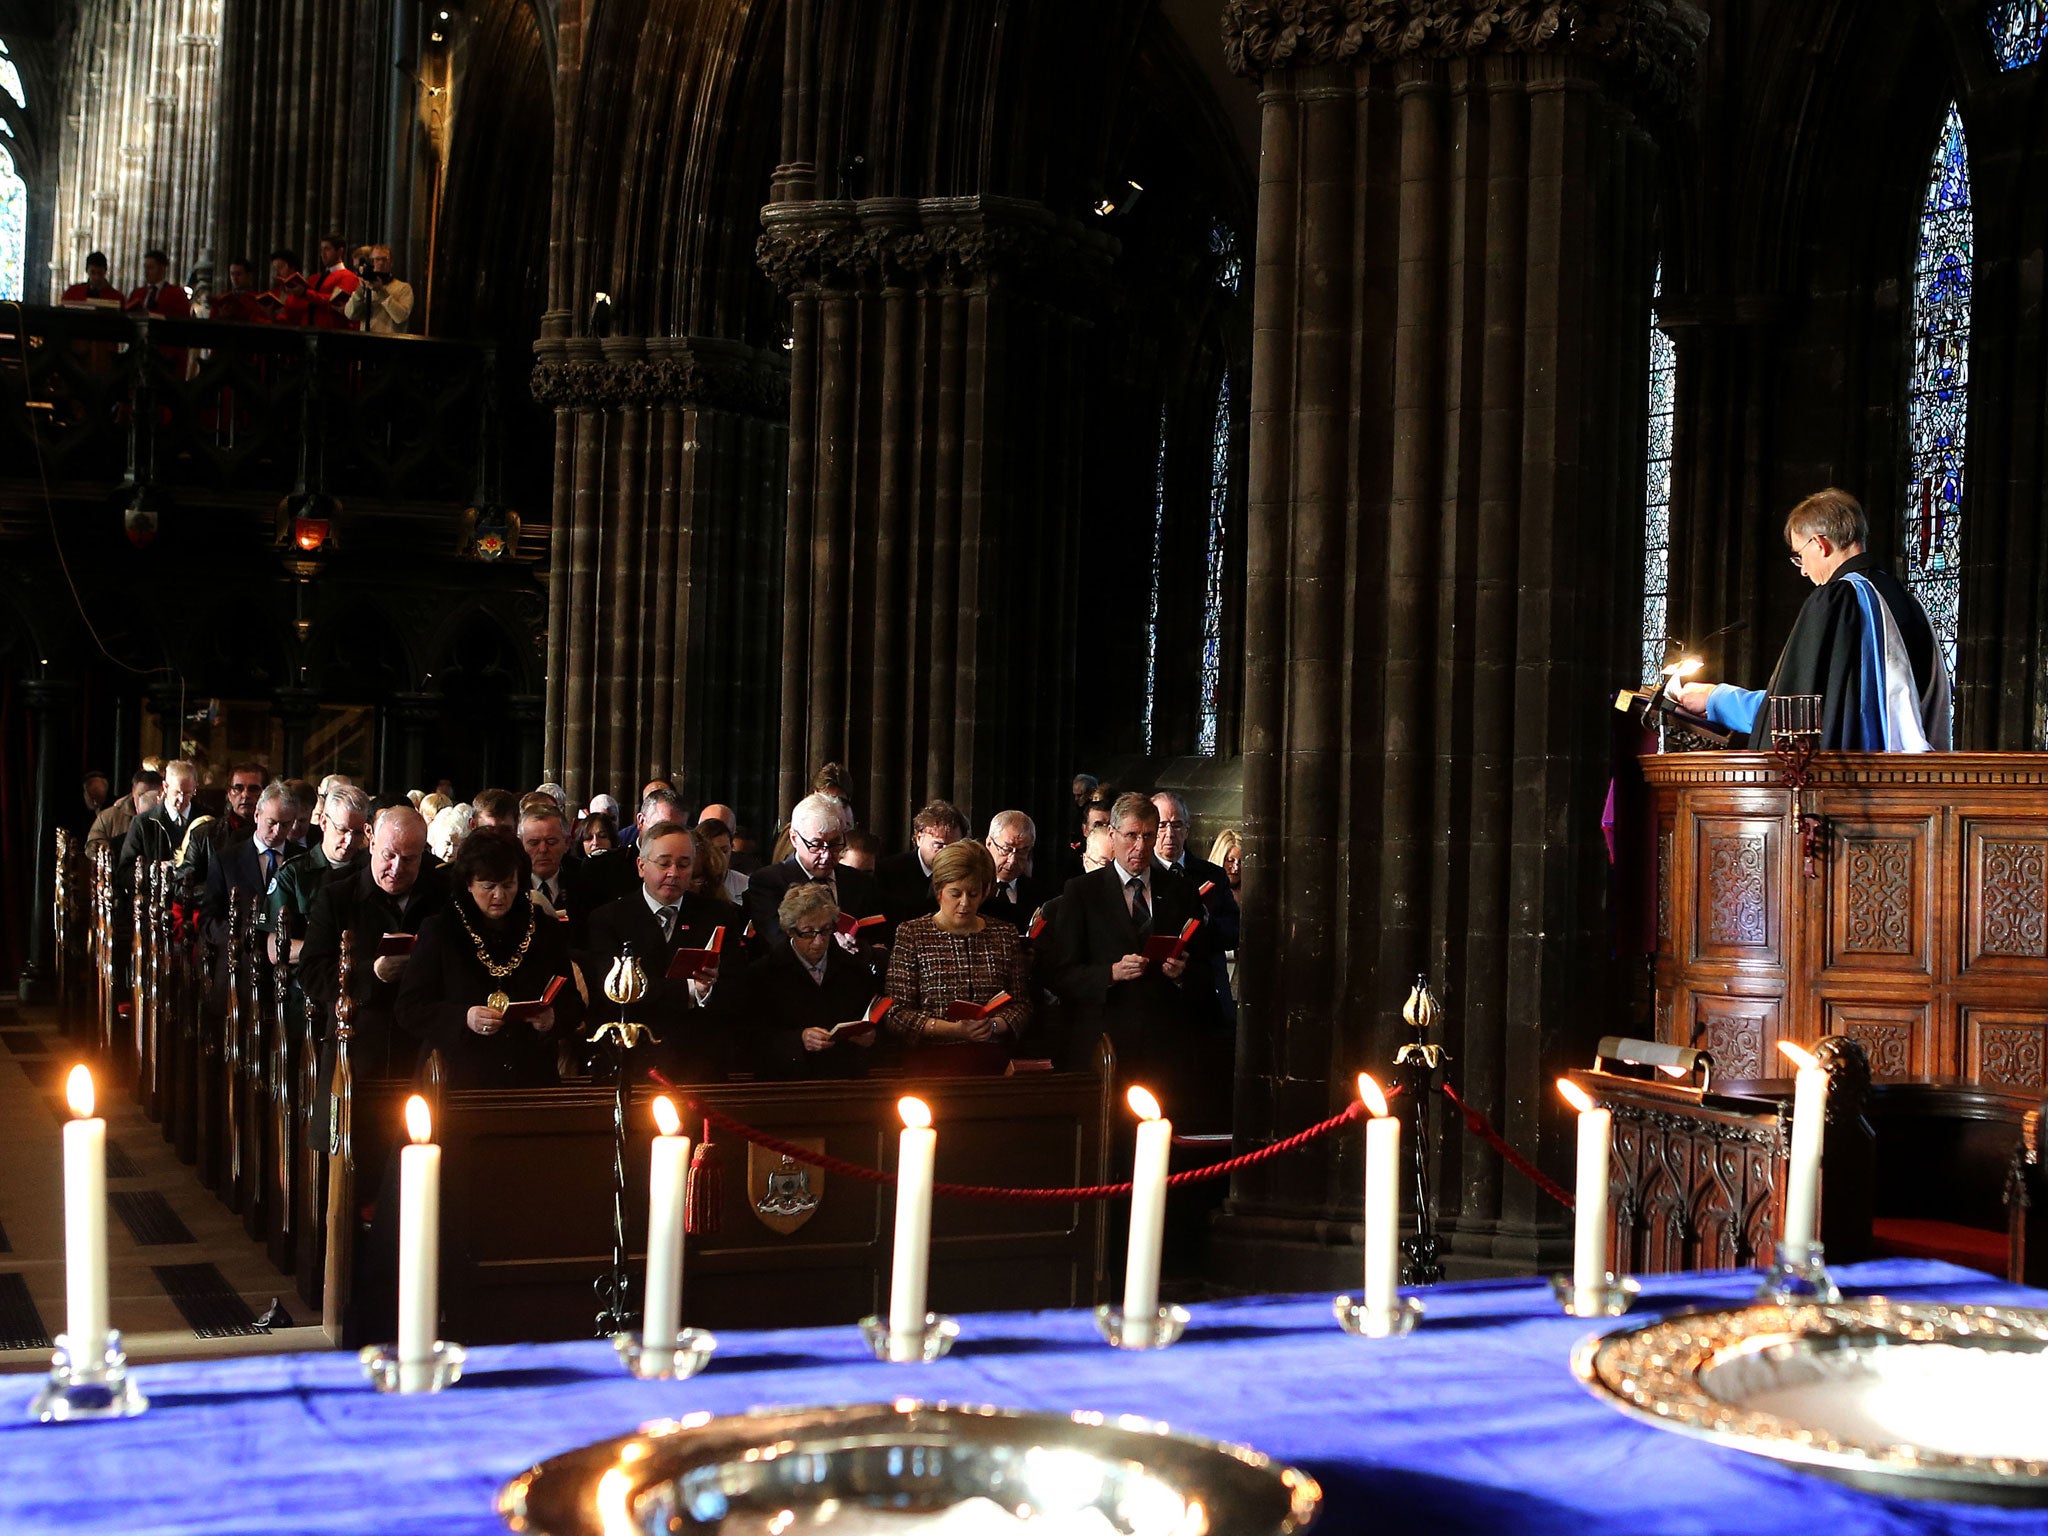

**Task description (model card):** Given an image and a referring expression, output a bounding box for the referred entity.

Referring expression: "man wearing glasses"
[876,800,968,933]
[744,792,884,948]
[1676,488,1950,751]
[981,811,1051,931]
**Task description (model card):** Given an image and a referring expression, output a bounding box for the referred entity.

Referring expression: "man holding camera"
[344,244,415,335]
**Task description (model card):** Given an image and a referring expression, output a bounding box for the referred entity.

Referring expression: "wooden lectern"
[1641,752,2048,1088]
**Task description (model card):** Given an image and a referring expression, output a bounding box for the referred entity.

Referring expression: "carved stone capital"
[530,337,791,418]
[1220,0,1708,111]
[756,195,1116,301]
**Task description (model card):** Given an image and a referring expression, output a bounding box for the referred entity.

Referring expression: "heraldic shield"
[749,1137,825,1234]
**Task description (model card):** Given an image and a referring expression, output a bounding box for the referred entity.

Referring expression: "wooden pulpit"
[1640,751,2048,1089]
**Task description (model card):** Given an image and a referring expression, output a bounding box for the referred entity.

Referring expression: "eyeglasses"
[788,926,834,940]
[989,838,1034,858]
[642,854,693,871]
[1156,820,1187,833]
[1113,827,1157,843]
[792,829,846,855]
[1788,534,1823,569]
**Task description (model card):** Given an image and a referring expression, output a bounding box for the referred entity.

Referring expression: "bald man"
[301,805,449,1104]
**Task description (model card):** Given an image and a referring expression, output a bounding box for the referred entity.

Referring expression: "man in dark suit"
[1151,790,1240,984]
[874,800,967,933]
[1043,793,1207,1101]
[981,810,1053,931]
[582,787,688,907]
[1149,790,1238,1129]
[118,758,199,894]
[203,782,294,945]
[583,821,742,1083]
[301,806,445,1099]
[1061,796,1115,883]
[519,802,584,932]
[181,760,267,897]
[744,792,884,949]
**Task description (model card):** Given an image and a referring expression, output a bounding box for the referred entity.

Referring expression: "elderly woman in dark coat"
[396,827,584,1088]
[745,882,880,1079]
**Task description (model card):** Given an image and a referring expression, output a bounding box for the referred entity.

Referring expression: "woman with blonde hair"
[884,839,1031,1075]
[1207,827,1242,894]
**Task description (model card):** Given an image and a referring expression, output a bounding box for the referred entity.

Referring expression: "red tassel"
[686,1125,722,1236]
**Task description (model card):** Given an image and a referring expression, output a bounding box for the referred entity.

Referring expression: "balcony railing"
[1,306,499,507]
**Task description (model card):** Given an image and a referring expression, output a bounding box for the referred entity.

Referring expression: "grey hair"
[987,810,1036,842]
[257,782,293,813]
[778,881,841,934]
[1150,789,1191,823]
[791,791,849,835]
[324,784,372,821]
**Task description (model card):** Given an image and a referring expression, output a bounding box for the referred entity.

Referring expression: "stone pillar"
[531,337,790,821]
[1214,0,1705,1286]
[387,693,441,796]
[273,686,321,779]
[757,197,1105,845]
[506,694,545,791]
[18,678,76,1003]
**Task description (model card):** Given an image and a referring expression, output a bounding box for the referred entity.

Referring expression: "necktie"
[657,905,678,940]
[1127,876,1151,934]
[262,848,278,882]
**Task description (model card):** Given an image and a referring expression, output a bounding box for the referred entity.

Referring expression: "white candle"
[1359,1074,1401,1328]
[1122,1086,1173,1345]
[642,1096,691,1347]
[1778,1041,1828,1263]
[397,1095,441,1391]
[887,1096,936,1358]
[62,1065,110,1360]
[1558,1077,1612,1309]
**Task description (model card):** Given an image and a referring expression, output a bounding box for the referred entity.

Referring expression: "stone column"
[18,678,76,1003]
[272,686,321,779]
[531,337,790,819]
[506,694,545,791]
[1214,0,1705,1285]
[758,197,1105,845]
[387,693,442,796]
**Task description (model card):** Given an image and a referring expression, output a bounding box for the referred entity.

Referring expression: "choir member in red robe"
[60,251,121,307]
[208,257,271,325]
[309,234,361,329]
[261,250,313,326]
[124,250,194,320]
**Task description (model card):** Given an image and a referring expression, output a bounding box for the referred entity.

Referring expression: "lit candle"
[887,1096,936,1359]
[62,1065,110,1360]
[397,1094,441,1391]
[1359,1074,1401,1330]
[1557,1078,1612,1309]
[1778,1041,1828,1264]
[642,1096,691,1348]
[1123,1087,1172,1345]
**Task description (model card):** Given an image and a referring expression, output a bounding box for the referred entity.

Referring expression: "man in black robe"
[1680,488,1951,751]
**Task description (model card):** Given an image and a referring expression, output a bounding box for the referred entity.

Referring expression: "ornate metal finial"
[1395,975,1449,1070]
[603,944,647,1006]
[589,1018,653,1051]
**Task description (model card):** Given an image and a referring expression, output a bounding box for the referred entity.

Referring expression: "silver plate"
[498,1400,1323,1534]
[1573,1297,2048,1503]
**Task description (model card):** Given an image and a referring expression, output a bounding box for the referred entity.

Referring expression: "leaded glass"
[1989,1,2048,69]
[1198,370,1233,755]
[1211,221,1241,297]
[0,143,23,302]
[0,53,20,113]
[1144,402,1166,755]
[1905,102,1970,699]
[1642,263,1676,685]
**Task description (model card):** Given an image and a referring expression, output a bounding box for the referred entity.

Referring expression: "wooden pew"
[323,1058,1115,1349]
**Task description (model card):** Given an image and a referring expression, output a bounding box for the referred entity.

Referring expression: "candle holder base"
[1548,1273,1641,1319]
[613,1328,718,1380]
[858,1313,959,1363]
[1758,1243,1841,1305]
[1092,1303,1191,1350]
[29,1331,149,1421]
[1332,1294,1425,1339]
[358,1340,467,1394]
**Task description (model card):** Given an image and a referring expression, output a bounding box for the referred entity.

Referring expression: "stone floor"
[0,1002,329,1372]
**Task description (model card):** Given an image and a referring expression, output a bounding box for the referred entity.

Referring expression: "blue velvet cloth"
[5,1260,2046,1534]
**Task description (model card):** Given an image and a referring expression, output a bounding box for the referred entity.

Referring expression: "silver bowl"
[498,1399,1323,1533]
[1574,1297,2048,1503]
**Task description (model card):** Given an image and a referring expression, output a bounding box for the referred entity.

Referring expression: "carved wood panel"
[1693,816,1779,964]
[1823,821,1932,977]
[1821,1000,1927,1081]
[1965,1010,2048,1093]
[1690,994,1778,1081]
[1964,822,2048,976]
[1657,821,1675,955]
[1609,1103,1778,1276]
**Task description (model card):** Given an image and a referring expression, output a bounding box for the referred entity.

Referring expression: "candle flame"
[66,1064,95,1119]
[1127,1085,1162,1121]
[1557,1077,1596,1114]
[898,1095,931,1130]
[405,1094,433,1144]
[652,1095,682,1137]
[1357,1073,1389,1119]
[1778,1040,1819,1071]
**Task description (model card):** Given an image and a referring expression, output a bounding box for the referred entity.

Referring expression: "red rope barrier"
[1440,1080,1575,1209]
[685,1098,1364,1203]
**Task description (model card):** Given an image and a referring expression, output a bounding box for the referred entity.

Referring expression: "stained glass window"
[1642,263,1676,685]
[1143,402,1167,755]
[1211,221,1241,297]
[1905,102,1970,697]
[0,46,20,113]
[1198,370,1233,755]
[0,144,22,303]
[1988,1,2048,69]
